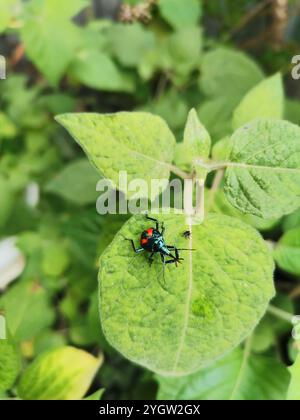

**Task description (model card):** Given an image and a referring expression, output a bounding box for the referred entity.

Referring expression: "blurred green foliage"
[0,0,300,401]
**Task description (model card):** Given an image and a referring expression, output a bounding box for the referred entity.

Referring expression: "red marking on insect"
[146,228,153,236]
[141,238,148,245]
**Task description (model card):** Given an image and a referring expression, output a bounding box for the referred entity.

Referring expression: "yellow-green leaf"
[18,347,102,400]
[55,112,176,200]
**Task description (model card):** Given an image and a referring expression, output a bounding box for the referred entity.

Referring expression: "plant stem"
[155,73,168,99]
[195,178,205,221]
[207,169,224,211]
[169,164,192,180]
[228,0,271,39]
[194,159,228,172]
[289,285,300,300]
[267,305,294,324]
[10,43,25,66]
[229,334,253,400]
[184,178,195,218]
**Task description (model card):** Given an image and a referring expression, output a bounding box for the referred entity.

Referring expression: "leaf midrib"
[229,336,253,400]
[227,162,300,174]
[172,220,194,373]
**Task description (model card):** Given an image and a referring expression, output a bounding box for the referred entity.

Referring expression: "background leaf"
[70,50,134,93]
[157,346,290,400]
[0,337,20,392]
[199,48,264,98]
[159,0,202,29]
[84,388,104,400]
[21,0,86,85]
[232,74,284,130]
[274,228,300,276]
[0,281,55,341]
[17,346,102,400]
[45,159,100,206]
[287,353,300,400]
[107,23,155,68]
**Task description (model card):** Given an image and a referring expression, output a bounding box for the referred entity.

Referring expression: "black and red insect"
[126,214,194,268]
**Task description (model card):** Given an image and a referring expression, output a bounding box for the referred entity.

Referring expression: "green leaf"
[21,0,87,86]
[212,136,233,161]
[232,74,284,130]
[33,330,66,356]
[55,112,176,200]
[70,49,134,93]
[159,0,202,29]
[285,99,300,125]
[174,109,211,172]
[210,189,279,232]
[0,112,17,139]
[274,228,300,277]
[107,23,155,68]
[197,96,238,141]
[139,89,189,131]
[200,48,264,98]
[157,346,290,400]
[282,209,300,232]
[17,347,102,400]
[45,159,100,206]
[251,320,275,353]
[84,389,104,400]
[184,108,211,159]
[224,119,300,219]
[0,75,45,128]
[99,213,274,375]
[139,27,202,86]
[0,0,19,33]
[0,7,10,33]
[0,174,14,229]
[0,337,20,392]
[167,27,202,83]
[38,93,76,115]
[287,354,300,400]
[42,242,70,277]
[0,281,55,341]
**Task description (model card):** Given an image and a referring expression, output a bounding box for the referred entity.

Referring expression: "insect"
[182,230,191,239]
[126,214,194,270]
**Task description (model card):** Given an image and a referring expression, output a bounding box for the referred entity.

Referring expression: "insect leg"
[160,253,166,285]
[148,252,155,266]
[164,259,178,265]
[165,249,184,266]
[146,214,160,231]
[125,238,144,254]
[167,246,195,251]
